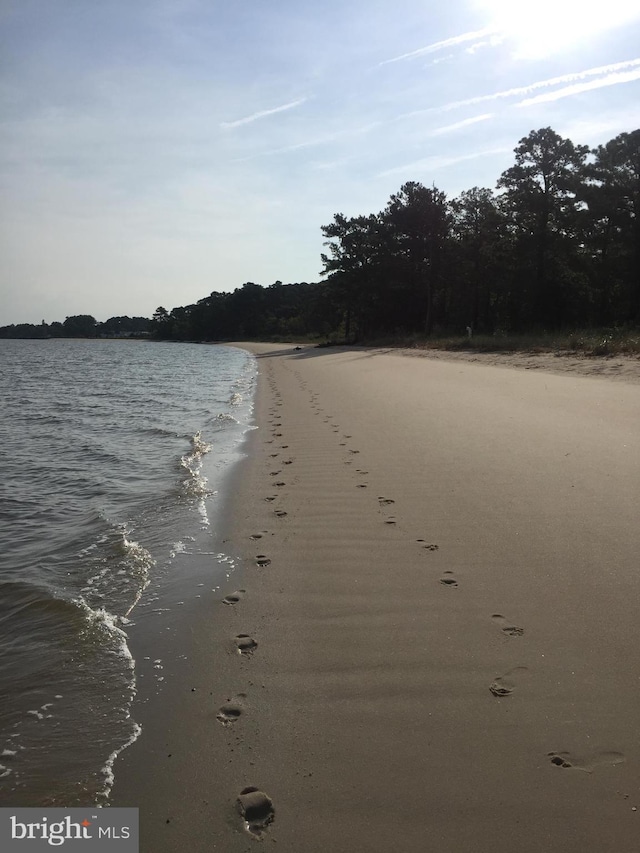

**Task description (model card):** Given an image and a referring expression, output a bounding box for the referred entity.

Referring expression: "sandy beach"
[113,343,640,852]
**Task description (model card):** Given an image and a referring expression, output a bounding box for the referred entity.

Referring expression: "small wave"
[190,430,211,455]
[214,412,238,424]
[179,458,211,499]
[229,392,243,406]
[79,526,154,618]
[98,720,142,801]
[73,597,135,666]
[179,432,212,501]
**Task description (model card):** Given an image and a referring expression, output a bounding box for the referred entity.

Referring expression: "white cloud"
[429,113,494,135]
[377,147,510,178]
[220,97,307,129]
[380,27,497,65]
[517,67,640,107]
[428,57,640,113]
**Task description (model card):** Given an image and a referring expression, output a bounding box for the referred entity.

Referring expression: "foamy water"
[0,339,255,805]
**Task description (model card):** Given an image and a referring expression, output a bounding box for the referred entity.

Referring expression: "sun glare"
[475,0,640,59]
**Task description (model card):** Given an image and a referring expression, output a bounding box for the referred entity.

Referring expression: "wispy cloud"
[377,147,510,179]
[220,97,307,129]
[380,27,497,66]
[517,67,640,107]
[398,58,640,119]
[429,54,455,66]
[231,122,381,163]
[429,113,494,135]
[465,35,504,55]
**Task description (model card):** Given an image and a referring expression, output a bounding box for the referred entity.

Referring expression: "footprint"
[249,533,263,540]
[283,459,293,465]
[238,787,275,838]
[275,482,286,487]
[222,589,246,606]
[378,497,395,506]
[349,449,360,455]
[274,510,287,518]
[357,484,367,488]
[217,693,246,725]
[416,539,437,549]
[384,518,397,525]
[439,571,458,587]
[235,634,258,655]
[492,614,524,637]
[548,750,625,773]
[256,555,271,567]
[264,496,276,502]
[489,666,528,697]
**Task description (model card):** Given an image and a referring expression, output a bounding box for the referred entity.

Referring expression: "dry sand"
[113,344,640,852]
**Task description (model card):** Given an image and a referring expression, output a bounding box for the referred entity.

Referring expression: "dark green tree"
[62,315,98,337]
[498,128,588,328]
[586,130,640,322]
[381,182,449,334]
[449,187,509,332]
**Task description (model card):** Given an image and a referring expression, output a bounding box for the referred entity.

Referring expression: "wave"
[0,580,139,804]
[79,524,154,619]
[179,431,212,500]
[214,412,239,424]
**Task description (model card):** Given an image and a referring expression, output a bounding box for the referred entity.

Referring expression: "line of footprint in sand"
[303,377,627,781]
[214,364,293,839]
[224,362,626,841]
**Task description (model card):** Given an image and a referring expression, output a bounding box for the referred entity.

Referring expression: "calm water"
[0,339,256,806]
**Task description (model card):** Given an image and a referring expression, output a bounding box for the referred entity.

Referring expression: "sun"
[475,0,640,59]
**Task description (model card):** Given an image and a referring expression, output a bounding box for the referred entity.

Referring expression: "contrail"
[221,98,307,129]
[517,67,640,107]
[380,27,497,66]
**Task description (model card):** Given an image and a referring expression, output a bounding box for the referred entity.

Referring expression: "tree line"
[318,126,639,339]
[150,126,638,342]
[0,315,150,339]
[3,126,637,343]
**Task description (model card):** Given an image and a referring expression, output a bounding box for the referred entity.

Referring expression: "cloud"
[231,122,381,163]
[429,113,494,135]
[220,97,307,129]
[465,35,504,54]
[404,57,640,116]
[517,67,640,107]
[377,147,510,178]
[429,54,455,66]
[380,27,497,65]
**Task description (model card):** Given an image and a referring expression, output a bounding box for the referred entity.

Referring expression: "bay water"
[0,339,256,806]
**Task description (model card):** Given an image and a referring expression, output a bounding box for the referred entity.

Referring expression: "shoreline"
[112,343,640,852]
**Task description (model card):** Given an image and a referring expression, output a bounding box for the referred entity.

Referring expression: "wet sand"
[113,343,640,852]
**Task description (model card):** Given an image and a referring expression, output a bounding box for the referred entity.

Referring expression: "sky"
[1,0,640,325]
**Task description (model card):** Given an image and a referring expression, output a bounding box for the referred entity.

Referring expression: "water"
[0,339,256,806]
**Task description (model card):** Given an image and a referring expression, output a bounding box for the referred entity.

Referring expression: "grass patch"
[368,329,640,357]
